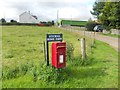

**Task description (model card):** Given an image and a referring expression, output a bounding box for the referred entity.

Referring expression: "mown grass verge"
[101,33,120,38]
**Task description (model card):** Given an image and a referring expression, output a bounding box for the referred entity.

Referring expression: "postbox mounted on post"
[52,42,66,68]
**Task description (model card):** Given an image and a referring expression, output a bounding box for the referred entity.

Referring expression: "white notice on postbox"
[59,55,63,63]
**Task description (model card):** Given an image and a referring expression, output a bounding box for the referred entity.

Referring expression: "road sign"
[46,34,62,42]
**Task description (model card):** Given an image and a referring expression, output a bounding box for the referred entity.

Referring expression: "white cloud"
[0,0,96,21]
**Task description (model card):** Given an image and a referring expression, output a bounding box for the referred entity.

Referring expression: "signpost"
[47,34,62,42]
[46,34,63,66]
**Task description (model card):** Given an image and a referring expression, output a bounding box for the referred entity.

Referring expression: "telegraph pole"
[57,10,59,26]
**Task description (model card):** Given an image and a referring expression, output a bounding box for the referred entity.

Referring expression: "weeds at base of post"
[69,55,94,67]
[31,64,69,84]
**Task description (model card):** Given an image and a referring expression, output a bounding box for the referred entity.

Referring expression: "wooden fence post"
[90,31,93,53]
[81,38,86,60]
[43,41,46,62]
[93,31,95,44]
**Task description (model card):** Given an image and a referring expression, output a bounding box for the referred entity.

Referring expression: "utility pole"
[57,10,59,26]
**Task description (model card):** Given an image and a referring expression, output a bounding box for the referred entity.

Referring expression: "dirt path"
[61,27,119,51]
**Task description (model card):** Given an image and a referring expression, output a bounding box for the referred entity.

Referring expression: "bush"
[30,63,69,84]
[86,21,99,31]
[66,42,74,61]
[0,18,6,23]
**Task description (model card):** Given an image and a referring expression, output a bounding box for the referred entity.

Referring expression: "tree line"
[0,18,17,24]
[91,1,120,30]
[0,18,54,26]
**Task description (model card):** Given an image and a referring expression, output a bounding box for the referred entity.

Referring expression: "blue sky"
[0,0,96,21]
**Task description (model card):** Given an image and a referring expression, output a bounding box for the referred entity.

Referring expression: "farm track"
[61,27,119,52]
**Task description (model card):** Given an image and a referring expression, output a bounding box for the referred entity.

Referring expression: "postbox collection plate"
[59,55,63,63]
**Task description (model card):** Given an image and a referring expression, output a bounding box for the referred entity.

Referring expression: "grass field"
[2,26,118,88]
[101,33,120,38]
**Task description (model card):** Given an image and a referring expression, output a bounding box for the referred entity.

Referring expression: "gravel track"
[61,27,119,52]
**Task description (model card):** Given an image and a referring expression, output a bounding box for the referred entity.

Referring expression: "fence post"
[81,38,86,60]
[90,31,92,53]
[93,31,95,44]
[43,41,46,62]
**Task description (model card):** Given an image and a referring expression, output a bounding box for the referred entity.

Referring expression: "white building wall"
[19,12,39,23]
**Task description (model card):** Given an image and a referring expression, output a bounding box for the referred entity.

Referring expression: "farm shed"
[58,19,87,27]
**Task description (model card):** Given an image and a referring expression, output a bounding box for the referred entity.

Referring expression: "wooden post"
[81,38,86,60]
[90,31,93,53]
[84,28,85,38]
[43,41,46,62]
[46,33,49,66]
[0,25,2,90]
[46,41,49,66]
[93,31,95,44]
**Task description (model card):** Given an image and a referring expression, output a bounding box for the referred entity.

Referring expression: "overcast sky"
[0,0,96,22]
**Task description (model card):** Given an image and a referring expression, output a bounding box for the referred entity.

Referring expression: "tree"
[115,2,120,29]
[10,19,17,23]
[100,2,120,29]
[0,18,6,23]
[86,21,98,31]
[52,20,54,25]
[90,2,105,19]
[99,2,112,29]
[91,1,120,29]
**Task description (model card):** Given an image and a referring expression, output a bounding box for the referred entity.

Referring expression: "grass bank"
[2,26,118,88]
[101,33,120,38]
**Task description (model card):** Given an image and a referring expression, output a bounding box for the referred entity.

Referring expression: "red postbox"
[52,42,66,68]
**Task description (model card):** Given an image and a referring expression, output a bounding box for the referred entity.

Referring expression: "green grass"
[101,33,120,38]
[2,26,118,88]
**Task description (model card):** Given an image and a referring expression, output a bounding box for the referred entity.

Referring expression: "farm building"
[19,11,39,23]
[57,19,87,27]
